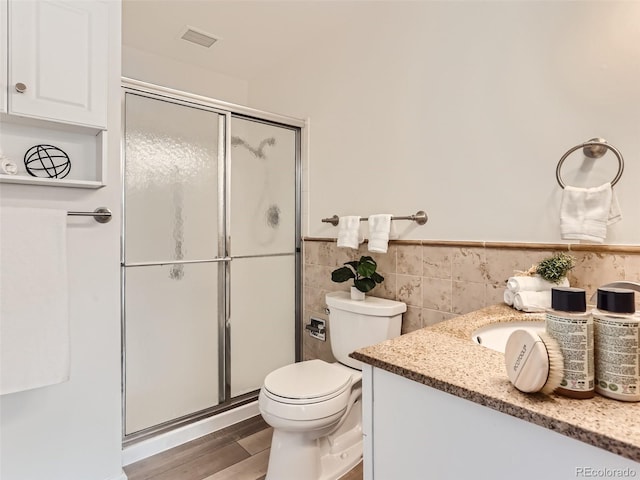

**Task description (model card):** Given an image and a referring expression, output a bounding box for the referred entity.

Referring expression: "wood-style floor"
[124,415,364,480]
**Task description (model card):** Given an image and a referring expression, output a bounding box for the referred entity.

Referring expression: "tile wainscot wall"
[302,239,640,362]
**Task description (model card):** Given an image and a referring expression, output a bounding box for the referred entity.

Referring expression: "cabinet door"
[0,0,6,114]
[8,0,108,129]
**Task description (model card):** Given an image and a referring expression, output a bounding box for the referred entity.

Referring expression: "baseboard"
[122,401,259,466]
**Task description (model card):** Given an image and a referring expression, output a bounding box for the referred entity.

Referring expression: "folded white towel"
[367,214,393,253]
[560,182,622,243]
[337,216,363,249]
[507,275,569,293]
[513,290,552,313]
[0,207,70,395]
[503,289,515,306]
[608,189,623,225]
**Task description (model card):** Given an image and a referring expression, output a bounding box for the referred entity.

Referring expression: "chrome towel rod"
[321,210,428,227]
[67,207,112,224]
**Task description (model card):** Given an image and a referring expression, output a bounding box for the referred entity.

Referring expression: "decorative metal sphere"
[24,144,71,179]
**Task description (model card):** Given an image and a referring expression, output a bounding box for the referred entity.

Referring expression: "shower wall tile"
[301,239,640,363]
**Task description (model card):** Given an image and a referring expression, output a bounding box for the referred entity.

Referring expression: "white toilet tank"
[325,291,407,370]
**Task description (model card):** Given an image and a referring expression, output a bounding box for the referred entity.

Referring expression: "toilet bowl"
[259,292,406,480]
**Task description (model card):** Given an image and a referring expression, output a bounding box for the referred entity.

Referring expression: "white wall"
[122,45,249,105]
[0,2,125,480]
[248,1,640,245]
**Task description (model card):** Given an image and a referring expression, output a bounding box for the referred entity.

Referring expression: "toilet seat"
[262,359,353,405]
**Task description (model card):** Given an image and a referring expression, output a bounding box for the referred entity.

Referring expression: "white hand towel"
[513,290,552,313]
[507,275,569,293]
[337,216,363,249]
[503,289,515,306]
[560,182,622,243]
[0,207,70,395]
[608,189,623,225]
[368,214,393,253]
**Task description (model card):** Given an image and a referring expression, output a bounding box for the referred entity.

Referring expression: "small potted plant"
[331,255,384,300]
[536,252,575,283]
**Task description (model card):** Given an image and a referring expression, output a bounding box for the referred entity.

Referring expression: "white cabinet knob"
[15,83,27,93]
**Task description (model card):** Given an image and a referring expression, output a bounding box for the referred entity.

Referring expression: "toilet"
[259,291,406,480]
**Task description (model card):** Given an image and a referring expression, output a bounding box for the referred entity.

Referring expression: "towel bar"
[321,210,428,227]
[67,207,112,223]
[556,138,624,189]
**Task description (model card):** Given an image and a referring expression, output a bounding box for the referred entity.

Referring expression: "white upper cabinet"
[0,0,7,114]
[8,0,108,129]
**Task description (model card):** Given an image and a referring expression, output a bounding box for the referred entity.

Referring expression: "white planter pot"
[351,286,366,301]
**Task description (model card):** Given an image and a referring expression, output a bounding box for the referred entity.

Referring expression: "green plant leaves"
[536,253,575,283]
[354,278,376,293]
[371,272,384,284]
[356,256,377,277]
[330,255,383,292]
[331,266,355,283]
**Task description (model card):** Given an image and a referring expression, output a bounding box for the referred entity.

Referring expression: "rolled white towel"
[503,289,515,306]
[507,275,569,293]
[513,290,552,313]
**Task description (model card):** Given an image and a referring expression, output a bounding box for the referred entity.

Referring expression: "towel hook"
[555,138,624,189]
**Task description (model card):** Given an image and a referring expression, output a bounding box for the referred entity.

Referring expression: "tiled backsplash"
[302,238,640,362]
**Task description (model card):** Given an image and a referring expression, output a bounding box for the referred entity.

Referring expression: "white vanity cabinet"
[6,0,108,129]
[362,366,639,480]
[0,0,109,188]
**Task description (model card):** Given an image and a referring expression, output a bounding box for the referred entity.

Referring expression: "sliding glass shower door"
[122,85,300,439]
[229,117,297,397]
[123,93,225,435]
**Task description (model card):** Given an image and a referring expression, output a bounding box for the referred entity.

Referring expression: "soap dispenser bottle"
[545,287,594,399]
[593,288,640,402]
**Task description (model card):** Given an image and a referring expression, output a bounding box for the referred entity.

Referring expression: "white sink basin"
[471,321,545,353]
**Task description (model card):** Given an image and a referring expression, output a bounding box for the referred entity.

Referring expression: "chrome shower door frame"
[120,78,303,443]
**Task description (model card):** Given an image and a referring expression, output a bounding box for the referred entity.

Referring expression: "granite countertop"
[351,304,640,462]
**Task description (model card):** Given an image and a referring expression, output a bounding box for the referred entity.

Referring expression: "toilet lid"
[263,360,353,401]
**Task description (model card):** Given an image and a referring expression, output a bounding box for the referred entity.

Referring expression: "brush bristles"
[538,331,564,395]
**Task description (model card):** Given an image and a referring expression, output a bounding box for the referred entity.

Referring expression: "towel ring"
[556,138,624,189]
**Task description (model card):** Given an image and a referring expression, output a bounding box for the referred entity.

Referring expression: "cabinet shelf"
[0,174,104,189]
[0,124,107,187]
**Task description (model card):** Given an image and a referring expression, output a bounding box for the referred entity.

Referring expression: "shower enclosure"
[121,80,302,440]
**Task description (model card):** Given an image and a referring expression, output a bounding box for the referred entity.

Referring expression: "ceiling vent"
[179,26,220,48]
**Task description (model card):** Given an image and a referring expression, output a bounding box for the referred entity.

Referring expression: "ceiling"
[122,0,365,81]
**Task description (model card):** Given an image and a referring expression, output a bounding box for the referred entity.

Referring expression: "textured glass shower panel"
[124,94,220,264]
[230,256,296,396]
[230,117,296,257]
[124,263,219,434]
